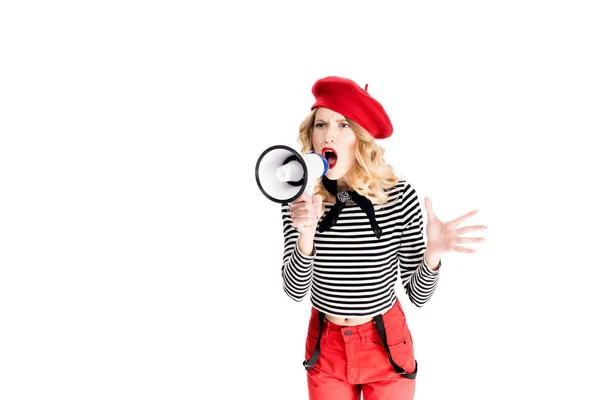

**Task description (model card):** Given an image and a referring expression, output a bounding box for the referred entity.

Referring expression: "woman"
[281,76,486,400]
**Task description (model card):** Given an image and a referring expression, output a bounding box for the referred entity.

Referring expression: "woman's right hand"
[289,192,324,237]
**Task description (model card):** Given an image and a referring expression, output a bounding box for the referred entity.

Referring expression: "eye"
[340,122,350,128]
[315,122,326,128]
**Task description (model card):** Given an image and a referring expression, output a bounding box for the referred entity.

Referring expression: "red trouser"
[305,299,417,400]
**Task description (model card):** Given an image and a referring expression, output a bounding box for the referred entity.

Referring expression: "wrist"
[299,232,315,242]
[424,248,441,271]
[298,233,316,256]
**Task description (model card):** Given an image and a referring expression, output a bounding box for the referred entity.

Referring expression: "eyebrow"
[315,119,348,123]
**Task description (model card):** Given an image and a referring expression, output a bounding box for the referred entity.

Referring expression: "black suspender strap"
[303,311,326,370]
[303,312,418,379]
[373,314,418,379]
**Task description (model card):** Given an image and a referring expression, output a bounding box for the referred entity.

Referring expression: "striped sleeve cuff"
[423,258,441,275]
[281,239,316,302]
[290,239,316,268]
[408,258,440,307]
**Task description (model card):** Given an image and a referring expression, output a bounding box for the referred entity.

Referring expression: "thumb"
[424,197,436,221]
[313,194,323,217]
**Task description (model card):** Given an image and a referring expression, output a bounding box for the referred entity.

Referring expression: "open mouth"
[322,147,338,169]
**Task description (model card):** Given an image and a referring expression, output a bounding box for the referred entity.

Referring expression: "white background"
[1,1,599,399]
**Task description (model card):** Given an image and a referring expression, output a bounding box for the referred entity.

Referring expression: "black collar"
[317,176,382,238]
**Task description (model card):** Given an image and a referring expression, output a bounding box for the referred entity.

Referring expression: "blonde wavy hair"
[298,108,400,205]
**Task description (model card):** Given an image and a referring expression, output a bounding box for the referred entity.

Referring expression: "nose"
[323,126,336,143]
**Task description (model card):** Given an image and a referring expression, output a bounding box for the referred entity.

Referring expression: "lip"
[321,147,338,169]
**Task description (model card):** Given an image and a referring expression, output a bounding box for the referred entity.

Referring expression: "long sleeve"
[397,183,440,307]
[280,204,316,302]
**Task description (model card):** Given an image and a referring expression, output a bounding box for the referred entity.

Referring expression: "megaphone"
[255,145,329,203]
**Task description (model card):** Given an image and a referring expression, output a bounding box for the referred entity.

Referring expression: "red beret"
[311,76,393,139]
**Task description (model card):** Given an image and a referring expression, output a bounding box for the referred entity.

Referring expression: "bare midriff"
[325,314,374,326]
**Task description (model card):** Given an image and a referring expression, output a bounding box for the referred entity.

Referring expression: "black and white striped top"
[280,180,440,318]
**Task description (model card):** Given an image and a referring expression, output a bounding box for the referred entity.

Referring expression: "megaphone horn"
[255,145,329,203]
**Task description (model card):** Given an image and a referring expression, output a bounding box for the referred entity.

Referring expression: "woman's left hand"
[423,197,487,255]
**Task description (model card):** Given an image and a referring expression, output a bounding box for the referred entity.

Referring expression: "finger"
[448,210,479,228]
[424,197,436,222]
[290,201,311,213]
[290,194,310,207]
[457,225,488,235]
[296,209,317,220]
[454,245,477,254]
[456,237,486,244]
[292,207,318,220]
[298,192,312,202]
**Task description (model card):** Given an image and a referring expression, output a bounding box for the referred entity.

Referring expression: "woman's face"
[312,107,357,185]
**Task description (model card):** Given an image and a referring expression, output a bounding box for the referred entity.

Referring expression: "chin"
[325,168,348,181]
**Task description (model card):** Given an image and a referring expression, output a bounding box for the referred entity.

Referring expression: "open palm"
[423,197,487,255]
